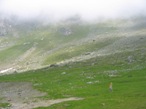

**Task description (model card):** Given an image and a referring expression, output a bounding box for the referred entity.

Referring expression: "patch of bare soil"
[0,82,82,109]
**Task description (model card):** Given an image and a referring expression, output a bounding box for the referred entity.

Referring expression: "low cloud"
[0,0,146,22]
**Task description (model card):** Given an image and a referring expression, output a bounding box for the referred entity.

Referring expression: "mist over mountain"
[0,0,146,74]
[0,0,146,22]
[1,1,146,109]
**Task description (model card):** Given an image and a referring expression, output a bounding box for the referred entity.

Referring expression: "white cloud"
[0,0,146,21]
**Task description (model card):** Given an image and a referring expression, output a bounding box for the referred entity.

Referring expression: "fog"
[0,0,146,22]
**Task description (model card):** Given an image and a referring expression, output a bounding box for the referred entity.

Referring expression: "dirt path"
[0,82,83,109]
[10,97,82,109]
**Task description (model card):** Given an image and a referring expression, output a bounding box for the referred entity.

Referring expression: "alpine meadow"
[0,0,146,109]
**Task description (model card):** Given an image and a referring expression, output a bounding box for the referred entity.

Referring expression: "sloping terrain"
[0,17,146,109]
[0,46,146,109]
[0,17,146,73]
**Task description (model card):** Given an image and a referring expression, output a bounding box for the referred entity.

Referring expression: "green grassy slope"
[1,18,146,71]
[0,48,146,109]
[0,21,121,70]
[0,18,146,108]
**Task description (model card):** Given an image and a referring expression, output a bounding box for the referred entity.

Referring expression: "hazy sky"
[0,0,146,21]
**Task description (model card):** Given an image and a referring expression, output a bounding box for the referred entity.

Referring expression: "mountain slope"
[0,17,146,73]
